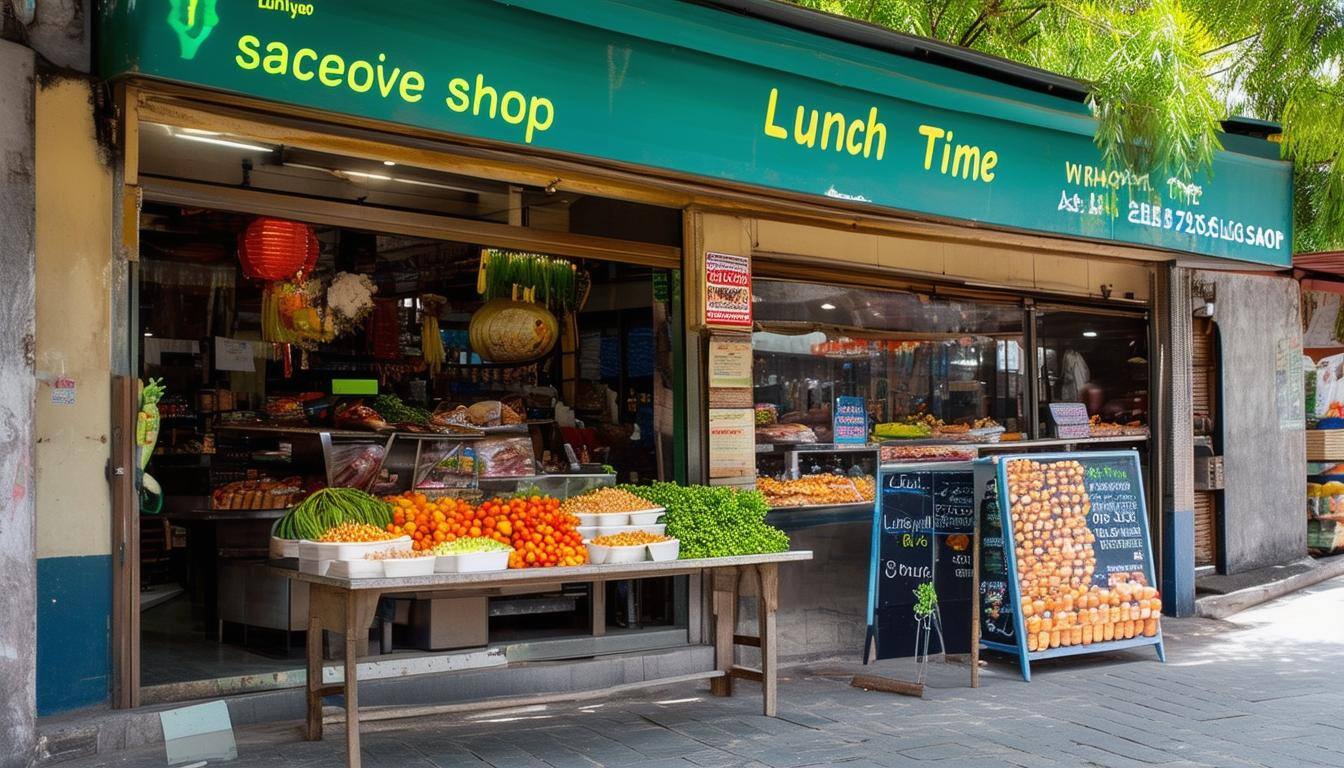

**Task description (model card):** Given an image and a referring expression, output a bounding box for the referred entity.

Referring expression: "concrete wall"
[0,37,37,768]
[1197,271,1306,572]
[33,76,114,716]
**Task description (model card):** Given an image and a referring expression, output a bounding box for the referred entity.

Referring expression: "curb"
[1195,557,1344,619]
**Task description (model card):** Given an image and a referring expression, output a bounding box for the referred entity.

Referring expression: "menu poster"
[833,395,867,444]
[703,252,752,329]
[707,337,753,409]
[707,408,755,480]
[867,465,976,661]
[976,452,1165,681]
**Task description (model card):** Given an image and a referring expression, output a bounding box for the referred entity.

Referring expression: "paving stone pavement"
[62,577,1344,768]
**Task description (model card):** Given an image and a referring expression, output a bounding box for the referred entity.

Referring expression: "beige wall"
[35,79,114,559]
[741,215,1153,301]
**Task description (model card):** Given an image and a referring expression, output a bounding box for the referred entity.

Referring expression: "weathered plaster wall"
[1196,271,1306,572]
[33,75,113,716]
[0,37,37,768]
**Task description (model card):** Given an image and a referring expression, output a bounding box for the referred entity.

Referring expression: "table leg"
[756,564,779,717]
[345,591,362,768]
[710,567,737,697]
[305,613,323,741]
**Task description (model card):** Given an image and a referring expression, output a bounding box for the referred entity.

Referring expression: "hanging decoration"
[238,217,319,281]
[261,278,332,350]
[468,249,577,363]
[327,271,378,337]
[420,293,447,374]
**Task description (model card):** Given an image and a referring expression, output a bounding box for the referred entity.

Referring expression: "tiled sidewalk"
[59,578,1344,768]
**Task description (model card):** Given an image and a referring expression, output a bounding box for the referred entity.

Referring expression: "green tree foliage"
[794,0,1344,252]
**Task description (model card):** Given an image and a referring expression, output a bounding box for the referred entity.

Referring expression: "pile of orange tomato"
[384,491,587,568]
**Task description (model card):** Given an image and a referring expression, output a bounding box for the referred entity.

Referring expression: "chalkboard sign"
[866,463,976,661]
[974,452,1165,681]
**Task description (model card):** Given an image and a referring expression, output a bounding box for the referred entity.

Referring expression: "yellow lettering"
[347,60,374,93]
[262,41,288,75]
[500,90,527,124]
[525,97,553,143]
[820,111,845,151]
[445,77,470,112]
[235,35,261,70]
[318,54,344,87]
[291,48,316,81]
[473,73,497,118]
[763,88,788,139]
[793,106,817,148]
[400,71,425,103]
[952,144,981,179]
[845,118,864,155]
[941,130,953,173]
[919,124,944,169]
[981,151,998,182]
[865,107,885,159]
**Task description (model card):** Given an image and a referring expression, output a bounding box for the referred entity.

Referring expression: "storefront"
[34,0,1293,721]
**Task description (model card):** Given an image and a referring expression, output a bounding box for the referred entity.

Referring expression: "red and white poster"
[704,251,752,329]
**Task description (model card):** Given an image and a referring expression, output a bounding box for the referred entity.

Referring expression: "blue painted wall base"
[37,555,111,715]
[1162,508,1196,617]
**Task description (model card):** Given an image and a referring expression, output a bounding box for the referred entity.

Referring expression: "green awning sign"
[99,0,1293,267]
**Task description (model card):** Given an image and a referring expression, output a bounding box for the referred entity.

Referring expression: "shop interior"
[134,123,686,693]
[749,279,1151,512]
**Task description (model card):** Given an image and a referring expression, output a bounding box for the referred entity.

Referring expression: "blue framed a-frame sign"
[974,451,1165,681]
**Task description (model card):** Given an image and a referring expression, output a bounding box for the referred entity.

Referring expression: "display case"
[754,442,878,526]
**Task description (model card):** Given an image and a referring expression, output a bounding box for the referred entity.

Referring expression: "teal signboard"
[99,0,1293,266]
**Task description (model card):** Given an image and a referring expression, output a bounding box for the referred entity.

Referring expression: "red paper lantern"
[239,218,319,281]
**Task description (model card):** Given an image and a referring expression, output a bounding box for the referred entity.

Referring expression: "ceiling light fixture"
[1083,331,1098,338]
[383,160,396,166]
[173,133,275,152]
[820,303,836,310]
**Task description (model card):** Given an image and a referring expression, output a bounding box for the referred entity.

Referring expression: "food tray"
[299,558,333,576]
[327,559,383,579]
[456,549,510,573]
[574,507,664,527]
[269,537,299,559]
[298,536,411,561]
[646,538,680,562]
[586,542,649,565]
[596,522,666,537]
[381,556,436,578]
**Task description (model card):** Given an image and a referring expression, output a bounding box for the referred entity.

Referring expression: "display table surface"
[276,550,813,768]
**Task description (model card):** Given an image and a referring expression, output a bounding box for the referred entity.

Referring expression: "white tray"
[269,537,299,559]
[596,522,666,537]
[456,549,510,573]
[299,558,333,576]
[298,536,411,561]
[327,559,383,579]
[381,557,436,577]
[646,538,680,562]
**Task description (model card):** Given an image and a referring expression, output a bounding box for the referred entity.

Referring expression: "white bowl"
[576,512,629,526]
[456,549,510,573]
[627,508,665,525]
[597,522,667,537]
[328,559,383,579]
[381,556,436,578]
[578,526,599,541]
[605,544,648,564]
[646,538,680,562]
[433,552,461,573]
[585,542,610,565]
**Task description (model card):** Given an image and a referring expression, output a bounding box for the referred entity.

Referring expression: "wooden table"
[280,550,813,768]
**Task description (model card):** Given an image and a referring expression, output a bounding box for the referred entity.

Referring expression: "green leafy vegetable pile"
[370,393,430,424]
[622,483,789,559]
[275,487,392,540]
